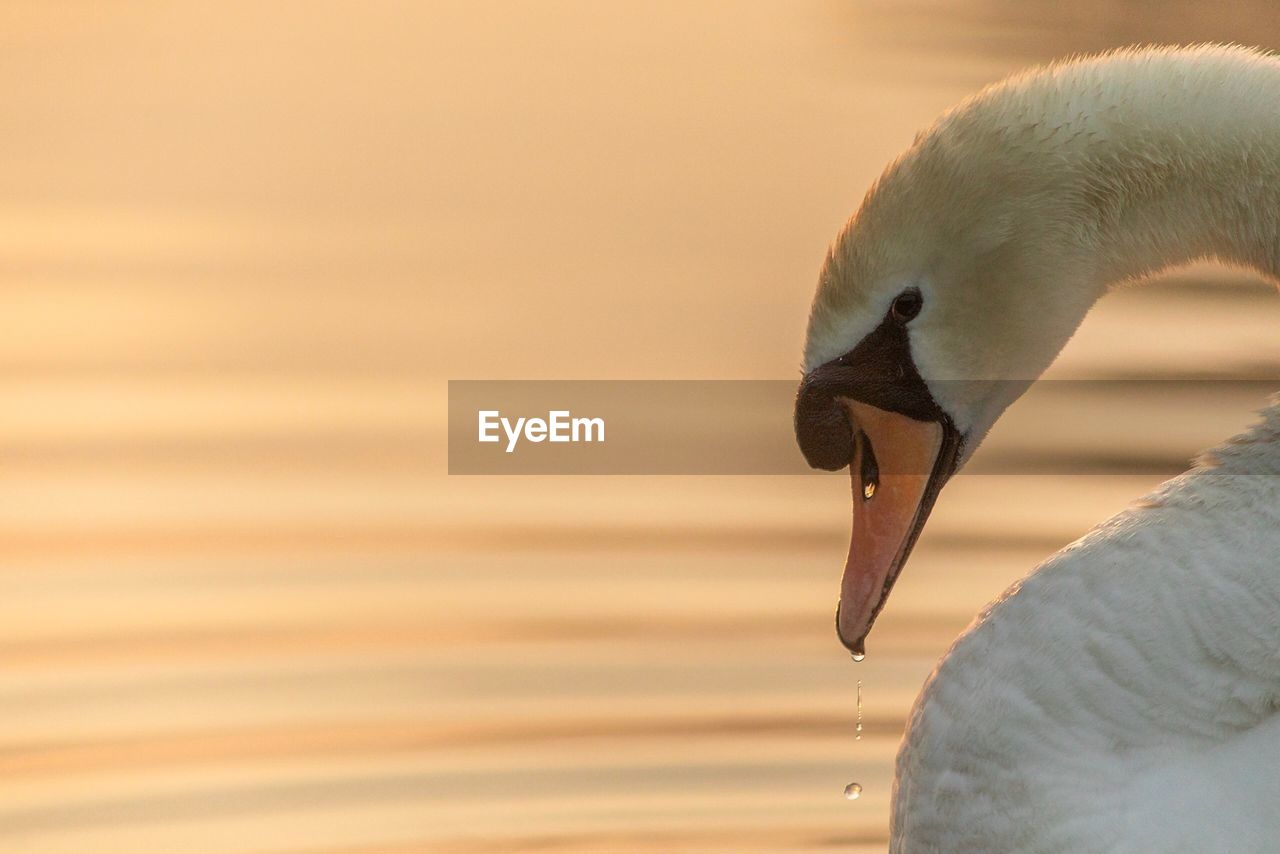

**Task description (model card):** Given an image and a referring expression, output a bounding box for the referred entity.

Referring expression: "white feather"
[897,419,1280,851]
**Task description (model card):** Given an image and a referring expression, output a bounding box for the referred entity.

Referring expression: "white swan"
[794,45,1280,852]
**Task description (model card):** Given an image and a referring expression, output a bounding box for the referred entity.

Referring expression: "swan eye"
[891,289,923,323]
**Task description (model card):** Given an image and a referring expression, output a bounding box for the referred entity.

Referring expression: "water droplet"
[844,782,862,800]
[850,651,865,662]
[857,430,879,503]
[855,679,863,740]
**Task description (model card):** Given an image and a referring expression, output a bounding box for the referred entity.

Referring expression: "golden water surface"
[6,3,1280,852]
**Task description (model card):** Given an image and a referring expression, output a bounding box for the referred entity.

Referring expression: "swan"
[793,44,1280,852]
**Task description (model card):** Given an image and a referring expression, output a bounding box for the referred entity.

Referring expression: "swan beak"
[834,400,961,656]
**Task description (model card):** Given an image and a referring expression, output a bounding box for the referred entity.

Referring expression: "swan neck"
[1083,101,1280,287]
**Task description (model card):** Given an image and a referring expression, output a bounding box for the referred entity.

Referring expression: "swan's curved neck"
[1033,55,1280,291]
[1090,132,1280,289]
[917,50,1280,434]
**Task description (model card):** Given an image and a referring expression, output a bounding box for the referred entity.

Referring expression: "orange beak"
[833,399,960,657]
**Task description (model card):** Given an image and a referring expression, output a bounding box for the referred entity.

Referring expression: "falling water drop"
[855,679,863,740]
[862,481,876,500]
[840,614,868,802]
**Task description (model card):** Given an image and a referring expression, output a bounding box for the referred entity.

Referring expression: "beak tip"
[834,601,868,660]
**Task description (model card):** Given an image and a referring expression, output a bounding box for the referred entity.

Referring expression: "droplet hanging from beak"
[858,430,879,501]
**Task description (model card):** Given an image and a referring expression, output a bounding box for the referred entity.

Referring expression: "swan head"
[795,93,1107,655]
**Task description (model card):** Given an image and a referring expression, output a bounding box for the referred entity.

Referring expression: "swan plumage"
[797,44,1280,851]
[898,420,1280,851]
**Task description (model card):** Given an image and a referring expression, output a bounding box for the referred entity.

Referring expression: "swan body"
[796,45,1280,851]
[899,428,1280,852]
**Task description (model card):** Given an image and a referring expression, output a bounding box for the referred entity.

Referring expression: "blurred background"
[6,2,1280,851]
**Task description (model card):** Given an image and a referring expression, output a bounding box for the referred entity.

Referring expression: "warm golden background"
[7,2,1280,852]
